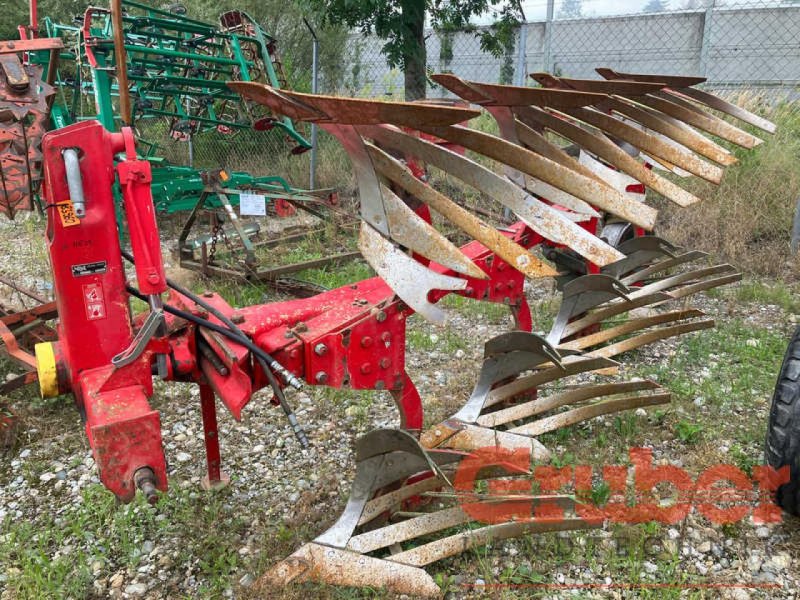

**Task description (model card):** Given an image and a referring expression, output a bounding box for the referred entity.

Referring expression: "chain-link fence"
[156,0,800,195]
[329,0,800,99]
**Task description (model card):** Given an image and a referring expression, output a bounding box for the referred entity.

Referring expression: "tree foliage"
[299,0,525,100]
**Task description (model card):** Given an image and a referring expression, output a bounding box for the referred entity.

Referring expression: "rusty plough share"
[227,71,775,595]
[0,38,61,217]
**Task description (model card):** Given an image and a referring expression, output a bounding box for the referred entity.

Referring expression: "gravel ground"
[1,212,800,599]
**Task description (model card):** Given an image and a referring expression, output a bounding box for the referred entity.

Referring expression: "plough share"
[27,67,773,596]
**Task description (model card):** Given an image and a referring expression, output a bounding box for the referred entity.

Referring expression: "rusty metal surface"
[638,92,762,149]
[389,517,600,567]
[595,67,706,88]
[229,81,480,127]
[670,86,776,134]
[560,106,723,183]
[531,72,666,96]
[0,56,56,217]
[421,123,655,227]
[477,380,660,428]
[510,391,671,436]
[361,125,628,266]
[515,106,702,207]
[358,222,467,325]
[260,543,441,597]
[588,319,715,360]
[367,143,554,278]
[380,183,486,279]
[560,309,704,352]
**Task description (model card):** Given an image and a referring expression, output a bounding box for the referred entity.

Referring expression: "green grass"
[0,485,250,599]
[734,280,800,313]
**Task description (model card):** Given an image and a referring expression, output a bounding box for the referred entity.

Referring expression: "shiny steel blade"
[367,143,555,278]
[358,223,467,325]
[515,106,702,207]
[422,122,636,220]
[380,184,487,279]
[361,125,631,265]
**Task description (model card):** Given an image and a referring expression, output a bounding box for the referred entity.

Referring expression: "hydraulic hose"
[122,253,308,447]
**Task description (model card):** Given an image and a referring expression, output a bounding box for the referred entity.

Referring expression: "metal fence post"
[304,18,319,190]
[515,24,527,86]
[543,0,555,72]
[699,0,717,78]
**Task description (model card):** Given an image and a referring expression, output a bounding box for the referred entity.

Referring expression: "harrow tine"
[361,124,630,264]
[367,143,556,278]
[602,235,679,279]
[547,274,631,346]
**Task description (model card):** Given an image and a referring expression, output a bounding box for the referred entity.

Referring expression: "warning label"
[56,200,80,228]
[83,283,106,321]
[72,261,107,277]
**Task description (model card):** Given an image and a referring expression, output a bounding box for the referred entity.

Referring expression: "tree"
[557,0,583,19]
[643,0,669,13]
[299,0,524,101]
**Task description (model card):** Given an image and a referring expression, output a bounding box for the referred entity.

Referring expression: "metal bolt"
[360,363,372,375]
[231,313,245,324]
[295,321,308,333]
[203,291,215,298]
[379,358,390,369]
[314,343,328,356]
[289,349,299,359]
[360,336,373,348]
[495,283,505,292]
[375,380,385,390]
[464,287,474,296]
[380,332,391,345]
[314,371,328,384]
[498,262,506,271]
[372,309,387,322]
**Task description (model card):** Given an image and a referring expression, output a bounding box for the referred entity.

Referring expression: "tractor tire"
[765,325,800,516]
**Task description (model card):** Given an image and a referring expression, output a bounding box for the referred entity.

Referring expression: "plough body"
[24,61,776,596]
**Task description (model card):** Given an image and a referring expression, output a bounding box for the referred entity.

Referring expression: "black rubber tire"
[765,324,800,516]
